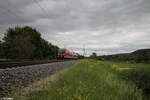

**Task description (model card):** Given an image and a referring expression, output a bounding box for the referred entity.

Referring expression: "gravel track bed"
[0,60,78,97]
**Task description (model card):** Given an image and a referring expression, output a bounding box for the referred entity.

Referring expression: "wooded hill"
[99,49,150,63]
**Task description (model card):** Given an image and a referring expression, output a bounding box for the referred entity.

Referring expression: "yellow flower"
[112,64,120,71]
[97,61,104,65]
[78,96,82,100]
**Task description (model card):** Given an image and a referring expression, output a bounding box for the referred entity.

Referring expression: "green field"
[15,59,148,100]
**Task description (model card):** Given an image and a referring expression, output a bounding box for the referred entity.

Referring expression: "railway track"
[0,60,78,97]
[0,60,64,69]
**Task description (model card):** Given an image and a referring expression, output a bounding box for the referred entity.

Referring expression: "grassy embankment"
[103,61,150,100]
[15,59,143,100]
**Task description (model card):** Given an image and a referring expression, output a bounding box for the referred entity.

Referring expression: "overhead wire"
[32,0,69,50]
[0,0,80,53]
[32,0,76,51]
[32,0,50,18]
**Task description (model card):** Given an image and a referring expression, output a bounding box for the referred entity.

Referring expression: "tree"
[7,35,35,59]
[0,41,5,58]
[3,26,58,59]
[3,27,37,59]
[90,52,98,59]
[77,53,85,59]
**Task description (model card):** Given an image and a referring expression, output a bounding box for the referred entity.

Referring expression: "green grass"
[103,61,150,68]
[20,60,143,100]
[103,61,150,100]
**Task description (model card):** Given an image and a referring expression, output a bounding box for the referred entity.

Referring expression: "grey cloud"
[0,0,150,55]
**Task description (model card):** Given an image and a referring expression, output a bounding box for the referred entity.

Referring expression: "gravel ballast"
[0,60,78,97]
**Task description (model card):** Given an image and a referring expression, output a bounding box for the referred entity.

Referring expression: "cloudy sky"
[0,0,150,56]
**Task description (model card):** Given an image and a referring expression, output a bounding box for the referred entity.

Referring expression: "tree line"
[0,26,58,60]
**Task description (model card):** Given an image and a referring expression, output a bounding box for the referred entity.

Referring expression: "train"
[57,48,78,59]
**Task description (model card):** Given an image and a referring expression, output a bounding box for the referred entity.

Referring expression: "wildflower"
[78,96,82,100]
[97,61,104,65]
[112,64,120,71]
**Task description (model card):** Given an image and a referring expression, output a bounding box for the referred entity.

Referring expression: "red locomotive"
[57,48,78,59]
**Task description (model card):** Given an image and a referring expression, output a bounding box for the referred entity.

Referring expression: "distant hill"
[99,49,150,63]
[130,49,150,56]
